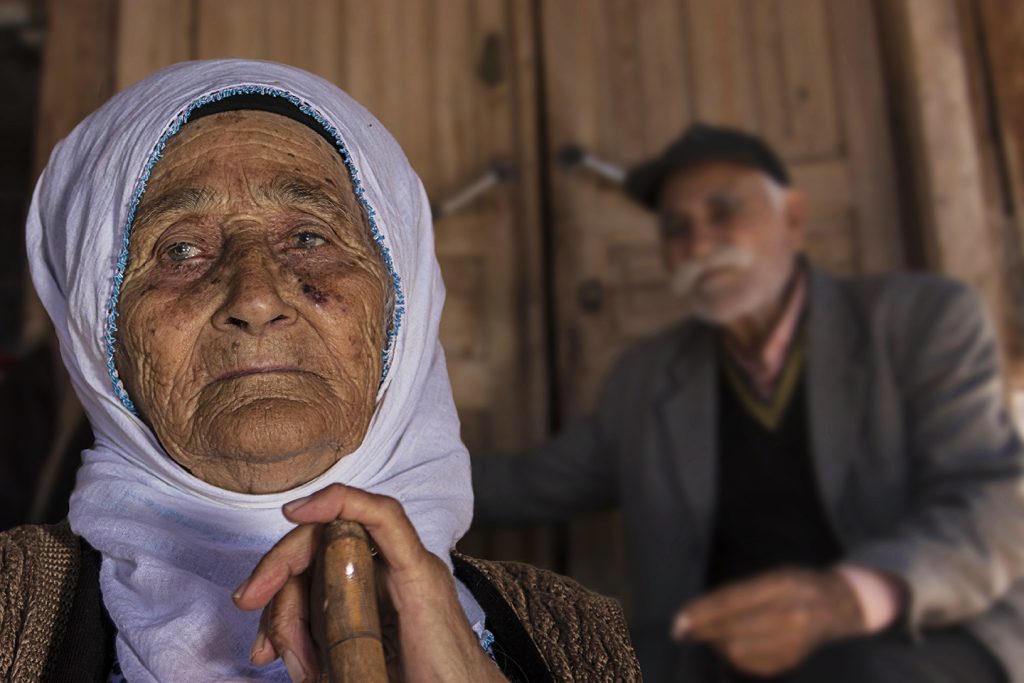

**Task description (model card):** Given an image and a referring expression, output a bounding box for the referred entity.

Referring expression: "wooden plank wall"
[875,0,1002,320]
[963,0,1024,385]
[961,0,1024,425]
[877,0,1024,404]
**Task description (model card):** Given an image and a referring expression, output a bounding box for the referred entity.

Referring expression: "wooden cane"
[315,520,388,683]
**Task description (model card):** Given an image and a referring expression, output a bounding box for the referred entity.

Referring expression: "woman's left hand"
[232,483,505,683]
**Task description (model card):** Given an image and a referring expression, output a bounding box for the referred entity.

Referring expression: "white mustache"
[669,246,755,297]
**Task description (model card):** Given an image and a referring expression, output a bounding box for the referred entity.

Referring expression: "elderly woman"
[0,60,639,682]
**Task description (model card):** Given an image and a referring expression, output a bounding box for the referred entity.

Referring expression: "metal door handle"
[556,144,626,184]
[431,162,515,220]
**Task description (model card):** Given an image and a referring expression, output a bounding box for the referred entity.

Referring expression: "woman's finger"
[233,523,321,610]
[235,483,425,610]
[250,610,278,665]
[258,574,320,683]
[282,484,430,573]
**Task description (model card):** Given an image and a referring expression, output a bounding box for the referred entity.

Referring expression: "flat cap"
[624,123,789,209]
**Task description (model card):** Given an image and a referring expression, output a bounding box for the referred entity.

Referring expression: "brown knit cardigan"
[0,522,640,682]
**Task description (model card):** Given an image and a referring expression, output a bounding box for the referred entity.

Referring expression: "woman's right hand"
[231,483,506,683]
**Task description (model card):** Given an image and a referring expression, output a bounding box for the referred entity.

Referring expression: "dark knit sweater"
[707,359,842,588]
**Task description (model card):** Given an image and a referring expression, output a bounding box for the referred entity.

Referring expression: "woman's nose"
[213,250,297,335]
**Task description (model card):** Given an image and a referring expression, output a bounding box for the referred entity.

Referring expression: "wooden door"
[538,0,906,597]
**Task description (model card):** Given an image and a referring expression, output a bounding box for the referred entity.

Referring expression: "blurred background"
[1,0,1022,604]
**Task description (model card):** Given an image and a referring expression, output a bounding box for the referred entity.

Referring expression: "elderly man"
[473,124,1024,682]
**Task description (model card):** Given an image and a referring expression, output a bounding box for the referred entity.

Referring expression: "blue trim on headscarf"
[105,86,406,413]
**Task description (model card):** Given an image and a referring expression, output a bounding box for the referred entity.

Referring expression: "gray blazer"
[473,268,1024,681]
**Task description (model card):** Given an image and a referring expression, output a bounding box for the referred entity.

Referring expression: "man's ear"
[782,188,808,249]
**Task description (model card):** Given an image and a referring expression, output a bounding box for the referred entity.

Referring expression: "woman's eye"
[293,231,327,249]
[166,242,200,261]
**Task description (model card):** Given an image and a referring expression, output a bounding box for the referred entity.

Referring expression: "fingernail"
[283,494,312,515]
[249,631,267,661]
[672,614,691,640]
[283,649,307,683]
[232,577,250,601]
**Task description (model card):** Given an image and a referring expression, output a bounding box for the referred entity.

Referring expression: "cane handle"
[316,520,387,683]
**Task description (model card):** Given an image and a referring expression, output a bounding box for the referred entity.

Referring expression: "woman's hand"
[232,484,505,682]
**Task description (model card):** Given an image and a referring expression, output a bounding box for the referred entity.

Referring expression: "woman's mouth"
[214,365,306,382]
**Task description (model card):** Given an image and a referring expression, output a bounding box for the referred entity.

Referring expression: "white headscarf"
[26,59,482,681]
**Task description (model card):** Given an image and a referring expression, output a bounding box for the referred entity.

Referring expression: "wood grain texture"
[316,521,387,683]
[878,0,1002,318]
[826,0,905,273]
[975,0,1024,222]
[195,0,341,82]
[749,0,839,160]
[34,0,118,171]
[970,0,1024,375]
[687,0,757,129]
[115,0,193,89]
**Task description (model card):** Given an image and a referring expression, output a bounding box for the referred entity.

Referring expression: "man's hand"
[672,568,866,677]
[232,484,506,683]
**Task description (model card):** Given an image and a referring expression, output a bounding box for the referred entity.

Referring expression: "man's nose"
[688,220,718,260]
[212,247,297,335]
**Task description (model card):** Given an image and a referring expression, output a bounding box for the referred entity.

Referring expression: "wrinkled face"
[658,162,805,325]
[116,110,390,494]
